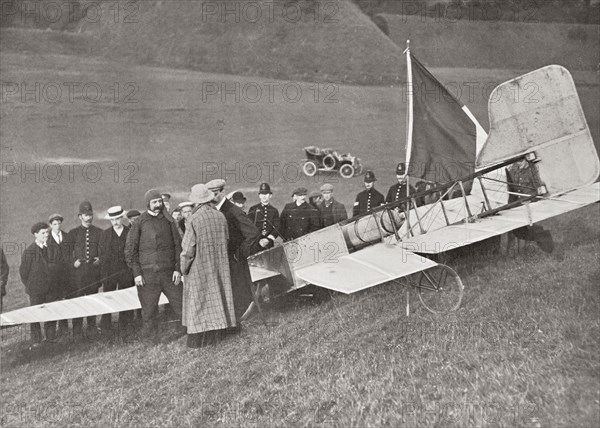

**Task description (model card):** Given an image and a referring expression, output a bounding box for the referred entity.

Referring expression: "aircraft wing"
[294,242,437,294]
[400,182,599,254]
[0,287,169,327]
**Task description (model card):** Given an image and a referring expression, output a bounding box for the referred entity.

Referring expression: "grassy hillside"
[375,13,599,71]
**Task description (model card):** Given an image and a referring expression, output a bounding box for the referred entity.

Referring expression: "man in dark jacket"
[353,170,385,216]
[100,206,134,331]
[19,222,55,343]
[280,187,321,240]
[207,179,260,323]
[386,162,417,210]
[47,213,73,337]
[247,183,280,250]
[125,189,183,342]
[317,183,348,227]
[69,201,103,336]
[1,247,8,312]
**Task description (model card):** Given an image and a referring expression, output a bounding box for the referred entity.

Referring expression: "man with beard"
[180,184,236,348]
[247,183,280,250]
[100,206,134,332]
[280,187,321,240]
[316,183,348,228]
[69,201,103,336]
[125,189,184,343]
[353,170,385,217]
[206,179,260,325]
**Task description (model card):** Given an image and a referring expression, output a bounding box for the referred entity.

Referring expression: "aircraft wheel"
[303,160,318,177]
[416,264,463,314]
[339,164,355,179]
[323,154,336,170]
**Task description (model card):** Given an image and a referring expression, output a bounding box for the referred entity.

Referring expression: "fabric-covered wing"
[400,182,599,254]
[249,265,281,282]
[0,287,168,327]
[294,242,437,294]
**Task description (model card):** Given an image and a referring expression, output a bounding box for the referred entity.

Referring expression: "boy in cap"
[99,206,135,331]
[69,201,103,336]
[247,183,280,250]
[19,222,56,343]
[161,193,172,212]
[353,170,385,216]
[280,187,321,240]
[386,163,417,210]
[47,213,74,337]
[125,189,184,342]
[177,201,195,235]
[317,183,348,227]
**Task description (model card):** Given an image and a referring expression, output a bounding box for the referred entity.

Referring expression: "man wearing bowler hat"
[353,170,385,217]
[125,189,184,342]
[69,201,103,336]
[99,206,135,331]
[386,162,417,210]
[206,179,260,323]
[280,187,321,240]
[230,191,247,212]
[317,183,348,227]
[247,183,280,250]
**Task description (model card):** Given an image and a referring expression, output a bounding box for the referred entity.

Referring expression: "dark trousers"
[100,268,134,329]
[72,263,101,333]
[137,270,183,340]
[49,266,74,335]
[29,293,57,342]
[229,256,254,320]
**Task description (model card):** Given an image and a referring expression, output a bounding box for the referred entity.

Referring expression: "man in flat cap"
[126,210,141,225]
[47,213,74,337]
[161,193,172,212]
[181,184,236,348]
[317,183,348,227]
[125,189,184,342]
[69,201,103,336]
[20,222,55,343]
[353,170,385,217]
[280,187,321,240]
[247,183,280,250]
[206,179,260,323]
[176,201,195,236]
[386,163,417,211]
[99,206,135,332]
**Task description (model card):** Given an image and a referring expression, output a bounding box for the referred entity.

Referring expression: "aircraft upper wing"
[399,182,599,254]
[0,287,169,327]
[294,242,437,294]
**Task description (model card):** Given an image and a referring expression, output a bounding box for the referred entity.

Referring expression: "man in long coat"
[206,179,260,324]
[180,184,236,348]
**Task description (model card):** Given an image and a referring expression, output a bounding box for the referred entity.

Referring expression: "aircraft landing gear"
[415,264,464,314]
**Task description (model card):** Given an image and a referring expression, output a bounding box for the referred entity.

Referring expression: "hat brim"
[106,212,126,220]
[190,194,215,204]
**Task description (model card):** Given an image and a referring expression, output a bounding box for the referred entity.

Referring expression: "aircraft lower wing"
[0,287,169,327]
[399,182,599,254]
[294,242,437,294]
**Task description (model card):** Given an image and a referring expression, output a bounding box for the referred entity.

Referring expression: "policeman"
[353,170,385,216]
[386,162,417,210]
[247,183,280,250]
[280,187,320,240]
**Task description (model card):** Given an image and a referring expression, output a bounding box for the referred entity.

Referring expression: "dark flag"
[408,54,477,186]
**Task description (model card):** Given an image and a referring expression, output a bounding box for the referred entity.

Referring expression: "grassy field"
[1,44,599,426]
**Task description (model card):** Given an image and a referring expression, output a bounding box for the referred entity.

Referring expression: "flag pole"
[403,40,414,198]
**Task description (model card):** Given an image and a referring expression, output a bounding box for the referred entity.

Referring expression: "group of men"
[16,162,414,347]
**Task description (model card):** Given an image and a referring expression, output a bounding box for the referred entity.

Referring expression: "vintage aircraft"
[1,45,598,328]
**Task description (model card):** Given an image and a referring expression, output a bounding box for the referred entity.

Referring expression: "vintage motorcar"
[302,146,363,178]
